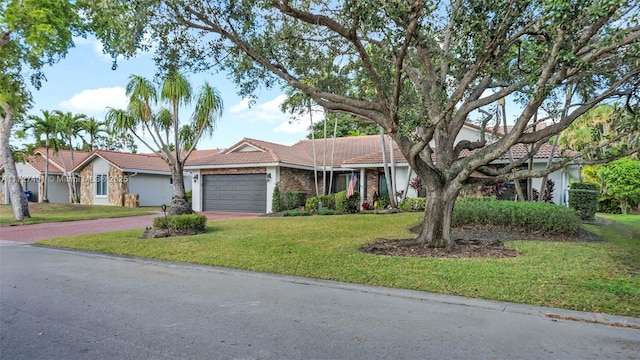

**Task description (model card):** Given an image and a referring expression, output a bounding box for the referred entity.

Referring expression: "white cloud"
[59,87,128,118]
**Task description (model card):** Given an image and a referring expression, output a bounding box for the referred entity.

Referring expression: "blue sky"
[26,36,317,152]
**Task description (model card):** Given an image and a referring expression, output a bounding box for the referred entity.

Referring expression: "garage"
[202,174,267,213]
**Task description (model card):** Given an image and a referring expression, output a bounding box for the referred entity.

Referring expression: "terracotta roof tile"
[88,150,171,173]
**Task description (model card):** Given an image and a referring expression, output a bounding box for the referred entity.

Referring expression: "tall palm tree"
[107,72,223,214]
[26,110,57,202]
[53,110,88,166]
[82,117,109,151]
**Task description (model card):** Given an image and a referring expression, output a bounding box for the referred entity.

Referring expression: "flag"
[347,172,358,198]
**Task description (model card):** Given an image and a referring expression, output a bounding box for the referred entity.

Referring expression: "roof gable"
[74,150,171,173]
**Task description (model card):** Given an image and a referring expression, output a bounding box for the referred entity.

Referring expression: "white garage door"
[202,174,267,213]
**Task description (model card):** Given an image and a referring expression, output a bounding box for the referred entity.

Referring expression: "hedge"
[568,182,600,220]
[153,214,207,232]
[283,191,307,210]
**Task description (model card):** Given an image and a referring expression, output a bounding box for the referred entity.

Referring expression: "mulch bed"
[360,225,606,259]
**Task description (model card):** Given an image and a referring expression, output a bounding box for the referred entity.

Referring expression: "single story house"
[1,149,90,204]
[185,124,579,213]
[71,150,197,207]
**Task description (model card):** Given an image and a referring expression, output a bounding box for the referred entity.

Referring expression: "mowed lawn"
[38,212,640,318]
[0,203,158,226]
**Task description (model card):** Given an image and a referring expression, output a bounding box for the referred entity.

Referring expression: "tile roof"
[26,155,63,174]
[33,148,91,171]
[76,150,171,173]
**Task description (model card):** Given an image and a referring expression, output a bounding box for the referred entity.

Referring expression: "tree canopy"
[83,0,640,247]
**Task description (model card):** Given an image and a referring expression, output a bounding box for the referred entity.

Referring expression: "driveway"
[1,243,639,360]
[0,212,258,243]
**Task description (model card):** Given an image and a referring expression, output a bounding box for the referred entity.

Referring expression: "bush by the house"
[335,190,360,213]
[153,213,207,233]
[568,182,600,220]
[452,200,580,235]
[282,209,311,216]
[186,190,193,204]
[305,194,338,214]
[373,196,389,210]
[398,197,426,212]
[272,182,282,212]
[283,191,308,210]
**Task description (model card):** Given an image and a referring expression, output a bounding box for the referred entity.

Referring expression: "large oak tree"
[84,0,640,248]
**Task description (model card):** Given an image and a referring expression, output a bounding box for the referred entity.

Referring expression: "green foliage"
[271,182,282,212]
[282,209,311,217]
[398,197,426,212]
[185,190,192,204]
[597,158,640,214]
[317,208,341,215]
[319,195,336,210]
[568,182,601,220]
[282,191,307,211]
[305,196,319,214]
[335,190,360,213]
[374,197,389,210]
[452,200,580,234]
[152,214,207,232]
[308,113,380,139]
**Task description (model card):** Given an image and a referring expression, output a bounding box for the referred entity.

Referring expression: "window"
[96,174,107,196]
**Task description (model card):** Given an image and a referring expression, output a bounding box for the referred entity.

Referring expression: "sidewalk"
[0,212,258,243]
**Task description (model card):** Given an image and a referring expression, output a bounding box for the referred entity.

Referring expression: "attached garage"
[202,174,267,213]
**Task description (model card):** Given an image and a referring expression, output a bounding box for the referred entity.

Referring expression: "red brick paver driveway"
[0,212,259,244]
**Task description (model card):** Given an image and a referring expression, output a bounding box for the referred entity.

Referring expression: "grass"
[36,212,640,318]
[0,203,159,226]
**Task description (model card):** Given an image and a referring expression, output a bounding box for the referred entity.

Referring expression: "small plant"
[282,209,311,216]
[272,182,282,212]
[186,190,193,204]
[305,196,320,213]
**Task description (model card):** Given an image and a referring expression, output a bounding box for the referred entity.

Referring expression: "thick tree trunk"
[0,105,30,220]
[169,162,193,215]
[415,193,457,249]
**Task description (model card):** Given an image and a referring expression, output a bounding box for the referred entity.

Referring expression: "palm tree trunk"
[380,127,395,208]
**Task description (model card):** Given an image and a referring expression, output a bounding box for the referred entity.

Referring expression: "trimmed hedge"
[305,194,337,214]
[568,182,600,220]
[452,200,580,234]
[335,190,360,213]
[283,191,308,210]
[283,209,311,217]
[398,197,426,212]
[153,214,207,232]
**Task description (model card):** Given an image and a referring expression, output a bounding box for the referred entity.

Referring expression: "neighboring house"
[72,150,194,207]
[1,149,90,204]
[186,124,579,214]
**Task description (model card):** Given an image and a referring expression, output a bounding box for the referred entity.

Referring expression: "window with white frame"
[96,174,108,196]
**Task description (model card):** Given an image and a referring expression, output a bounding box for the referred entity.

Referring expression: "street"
[1,242,638,359]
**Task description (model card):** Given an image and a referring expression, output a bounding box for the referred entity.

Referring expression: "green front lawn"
[0,203,159,226]
[37,213,640,318]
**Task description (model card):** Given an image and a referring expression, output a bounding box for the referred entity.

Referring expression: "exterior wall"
[530,163,580,206]
[279,167,314,195]
[191,170,202,211]
[365,169,379,203]
[15,162,40,201]
[46,176,72,204]
[108,166,127,206]
[129,173,173,206]
[80,166,93,205]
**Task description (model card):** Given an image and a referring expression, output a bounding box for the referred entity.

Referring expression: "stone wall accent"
[108,166,127,206]
[124,194,139,208]
[366,169,380,202]
[201,167,266,176]
[80,166,93,205]
[280,167,315,196]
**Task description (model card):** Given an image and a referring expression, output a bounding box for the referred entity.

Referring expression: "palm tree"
[107,71,223,214]
[82,117,109,151]
[26,110,57,202]
[53,110,88,166]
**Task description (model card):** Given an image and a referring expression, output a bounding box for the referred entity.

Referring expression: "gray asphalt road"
[1,242,638,360]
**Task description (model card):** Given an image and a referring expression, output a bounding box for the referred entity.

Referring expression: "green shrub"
[283,191,308,210]
[272,182,282,212]
[305,196,320,213]
[153,214,207,232]
[598,195,622,214]
[333,190,360,213]
[374,196,389,210]
[186,190,193,204]
[317,208,341,215]
[570,182,600,191]
[399,197,426,212]
[319,194,336,210]
[282,209,311,217]
[568,182,600,220]
[452,200,580,234]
